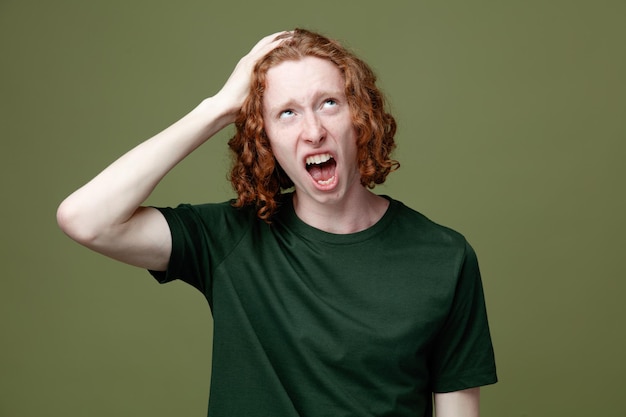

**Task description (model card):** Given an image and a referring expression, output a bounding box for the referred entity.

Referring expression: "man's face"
[262,56,360,206]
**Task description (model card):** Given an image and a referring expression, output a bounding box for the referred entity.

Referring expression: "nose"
[301,112,326,145]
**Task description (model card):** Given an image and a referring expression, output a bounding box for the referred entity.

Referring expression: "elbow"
[56,198,100,245]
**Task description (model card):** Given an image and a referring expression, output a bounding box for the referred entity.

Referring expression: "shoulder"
[160,199,254,220]
[387,197,469,250]
[156,200,258,238]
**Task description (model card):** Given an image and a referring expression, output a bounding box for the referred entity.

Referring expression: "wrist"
[190,95,239,132]
[205,92,242,122]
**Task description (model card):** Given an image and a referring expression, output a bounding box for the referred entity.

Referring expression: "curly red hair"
[228,28,399,222]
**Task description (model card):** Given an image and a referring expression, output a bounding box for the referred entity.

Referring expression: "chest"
[212,230,460,372]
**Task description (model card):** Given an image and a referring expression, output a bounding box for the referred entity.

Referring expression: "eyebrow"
[265,89,345,115]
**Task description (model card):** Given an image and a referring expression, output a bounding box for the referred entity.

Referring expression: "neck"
[292,188,389,234]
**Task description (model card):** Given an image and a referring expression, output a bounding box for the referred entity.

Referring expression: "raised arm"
[57,31,288,271]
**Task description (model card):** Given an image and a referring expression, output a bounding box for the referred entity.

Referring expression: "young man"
[57,29,497,417]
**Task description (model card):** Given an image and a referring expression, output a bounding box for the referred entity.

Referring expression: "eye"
[322,99,337,108]
[279,109,295,119]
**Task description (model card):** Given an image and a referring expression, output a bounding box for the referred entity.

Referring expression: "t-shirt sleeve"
[148,202,252,303]
[429,241,498,393]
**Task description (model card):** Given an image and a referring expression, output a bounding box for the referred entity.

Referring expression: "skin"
[57,31,481,416]
[435,387,480,417]
[262,56,388,234]
[56,31,289,271]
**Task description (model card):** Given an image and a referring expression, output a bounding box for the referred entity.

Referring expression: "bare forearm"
[57,96,233,243]
[57,32,288,267]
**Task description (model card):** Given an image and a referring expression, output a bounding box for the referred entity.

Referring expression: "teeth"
[317,176,335,185]
[306,153,332,166]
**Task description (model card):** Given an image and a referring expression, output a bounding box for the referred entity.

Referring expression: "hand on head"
[215,31,292,120]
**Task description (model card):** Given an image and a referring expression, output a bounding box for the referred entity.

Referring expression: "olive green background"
[1,1,624,416]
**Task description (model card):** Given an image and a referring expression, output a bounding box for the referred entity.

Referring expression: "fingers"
[247,30,292,56]
[213,30,293,118]
[230,30,291,84]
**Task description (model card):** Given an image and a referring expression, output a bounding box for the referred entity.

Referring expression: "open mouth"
[305,153,336,185]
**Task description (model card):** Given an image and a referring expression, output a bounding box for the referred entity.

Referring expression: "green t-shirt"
[151,194,497,416]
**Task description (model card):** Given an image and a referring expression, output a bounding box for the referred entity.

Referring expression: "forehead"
[263,56,345,110]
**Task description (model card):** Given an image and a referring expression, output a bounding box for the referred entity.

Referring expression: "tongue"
[308,160,336,182]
